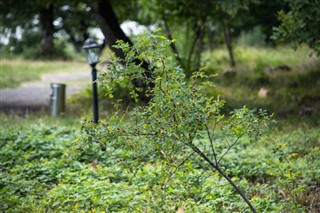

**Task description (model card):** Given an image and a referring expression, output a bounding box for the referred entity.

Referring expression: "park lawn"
[0,59,87,89]
[0,46,319,212]
[203,46,320,125]
[0,112,82,129]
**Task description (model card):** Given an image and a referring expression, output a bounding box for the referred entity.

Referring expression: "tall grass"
[204,45,318,73]
[203,46,320,126]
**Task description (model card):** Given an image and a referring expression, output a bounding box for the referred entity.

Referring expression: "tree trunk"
[222,22,236,67]
[162,17,181,64]
[39,4,54,58]
[91,0,153,102]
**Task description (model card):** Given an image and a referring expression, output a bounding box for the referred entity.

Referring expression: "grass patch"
[0,59,87,89]
[0,112,82,129]
[203,46,320,125]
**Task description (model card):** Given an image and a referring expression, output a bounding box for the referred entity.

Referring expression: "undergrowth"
[0,123,318,212]
[1,34,319,212]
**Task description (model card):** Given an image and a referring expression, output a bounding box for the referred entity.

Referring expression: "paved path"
[0,70,91,113]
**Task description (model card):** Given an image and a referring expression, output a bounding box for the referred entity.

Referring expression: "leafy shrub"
[80,32,274,212]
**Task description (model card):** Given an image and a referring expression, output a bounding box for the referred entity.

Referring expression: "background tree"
[233,0,289,44]
[1,0,295,74]
[1,0,68,58]
[39,3,54,58]
[90,0,153,102]
[0,0,136,59]
[272,0,320,55]
[0,1,41,56]
[138,0,274,72]
[55,2,94,52]
[139,0,216,73]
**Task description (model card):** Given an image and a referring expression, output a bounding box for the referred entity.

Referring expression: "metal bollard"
[50,83,66,117]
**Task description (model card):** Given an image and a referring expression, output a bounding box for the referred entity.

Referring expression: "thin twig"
[217,133,245,165]
[205,123,218,164]
[187,139,257,213]
[268,159,297,204]
[162,151,196,189]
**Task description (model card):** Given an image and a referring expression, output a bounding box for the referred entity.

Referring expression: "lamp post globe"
[83,38,101,66]
[83,38,101,124]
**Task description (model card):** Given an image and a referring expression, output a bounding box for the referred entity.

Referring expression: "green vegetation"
[1,0,319,211]
[0,59,86,89]
[1,34,319,212]
[92,34,275,212]
[1,119,319,212]
[0,112,81,129]
[204,46,320,125]
[273,0,320,55]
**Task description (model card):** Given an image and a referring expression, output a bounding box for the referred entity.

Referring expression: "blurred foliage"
[237,26,267,47]
[0,1,94,59]
[272,0,320,55]
[0,60,86,89]
[1,0,293,70]
[0,109,319,212]
[203,46,320,126]
[1,31,319,212]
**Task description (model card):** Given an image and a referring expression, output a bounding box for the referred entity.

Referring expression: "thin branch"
[162,17,181,64]
[117,132,158,137]
[187,23,201,71]
[205,123,218,164]
[217,132,245,165]
[162,151,196,189]
[224,138,231,147]
[187,139,257,213]
[268,159,297,204]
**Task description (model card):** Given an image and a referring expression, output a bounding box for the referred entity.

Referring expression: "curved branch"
[187,140,257,213]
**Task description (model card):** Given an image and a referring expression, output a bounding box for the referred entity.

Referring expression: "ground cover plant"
[1,33,319,212]
[1,118,319,212]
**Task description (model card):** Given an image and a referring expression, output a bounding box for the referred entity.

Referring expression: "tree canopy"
[272,0,320,55]
[1,0,318,62]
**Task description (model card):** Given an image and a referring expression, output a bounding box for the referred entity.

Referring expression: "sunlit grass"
[0,59,87,89]
[0,112,82,129]
[204,45,318,73]
[202,46,320,126]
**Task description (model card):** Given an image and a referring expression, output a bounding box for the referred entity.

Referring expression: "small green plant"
[267,128,320,212]
[271,143,303,209]
[81,32,273,212]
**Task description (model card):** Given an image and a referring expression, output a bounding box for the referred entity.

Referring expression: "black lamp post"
[83,38,101,124]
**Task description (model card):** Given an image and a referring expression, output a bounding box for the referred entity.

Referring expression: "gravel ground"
[0,71,91,113]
